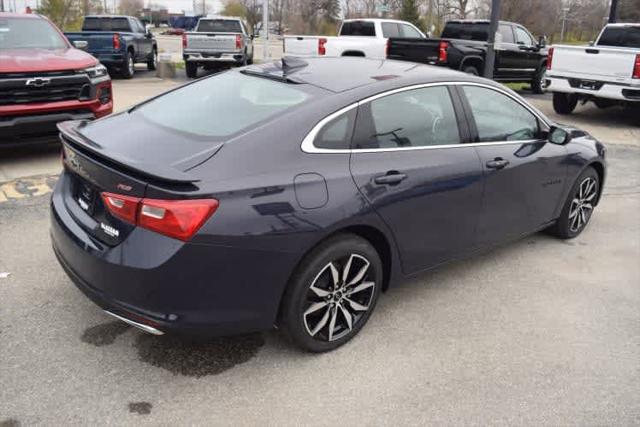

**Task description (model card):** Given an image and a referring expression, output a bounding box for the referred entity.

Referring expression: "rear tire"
[531,66,547,94]
[281,234,382,353]
[553,92,578,115]
[121,51,135,79]
[547,167,600,239]
[186,61,198,78]
[462,65,479,76]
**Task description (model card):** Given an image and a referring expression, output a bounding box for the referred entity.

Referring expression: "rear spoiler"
[57,120,201,184]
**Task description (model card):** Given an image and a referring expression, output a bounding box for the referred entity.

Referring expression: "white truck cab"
[283,18,426,59]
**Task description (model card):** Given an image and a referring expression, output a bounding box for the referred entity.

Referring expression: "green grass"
[505,82,530,91]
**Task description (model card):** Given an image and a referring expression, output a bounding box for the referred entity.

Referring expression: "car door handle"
[374,172,407,185]
[486,158,509,170]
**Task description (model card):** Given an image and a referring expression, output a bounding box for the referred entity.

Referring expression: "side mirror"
[548,126,572,145]
[73,40,88,50]
[537,35,546,49]
[588,40,594,46]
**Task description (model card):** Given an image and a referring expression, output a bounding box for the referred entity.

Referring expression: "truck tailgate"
[185,33,238,51]
[283,36,323,57]
[387,38,442,64]
[64,32,118,54]
[551,45,638,83]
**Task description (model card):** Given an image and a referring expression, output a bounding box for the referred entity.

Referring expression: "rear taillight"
[101,192,140,225]
[100,193,219,241]
[235,34,243,50]
[112,33,121,50]
[438,40,449,63]
[138,199,219,241]
[547,47,554,70]
[318,38,327,56]
[182,33,187,48]
[633,54,640,79]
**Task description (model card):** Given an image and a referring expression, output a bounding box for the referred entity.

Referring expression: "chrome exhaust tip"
[104,310,164,336]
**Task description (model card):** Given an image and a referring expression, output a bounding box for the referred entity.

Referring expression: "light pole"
[262,0,269,61]
[608,0,618,23]
[483,0,501,78]
[560,8,570,42]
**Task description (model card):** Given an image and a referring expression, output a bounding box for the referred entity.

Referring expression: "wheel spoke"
[347,261,370,286]
[329,262,340,286]
[328,307,338,341]
[582,203,593,211]
[304,301,328,316]
[580,208,586,224]
[310,283,329,298]
[571,210,580,230]
[344,296,368,312]
[338,303,353,331]
[346,281,375,296]
[309,306,331,336]
[342,255,354,283]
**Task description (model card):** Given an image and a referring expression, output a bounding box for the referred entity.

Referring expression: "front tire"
[553,92,578,115]
[185,61,198,78]
[147,48,157,71]
[281,234,382,353]
[548,167,600,239]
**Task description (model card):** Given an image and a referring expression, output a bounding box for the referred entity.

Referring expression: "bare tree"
[118,0,143,16]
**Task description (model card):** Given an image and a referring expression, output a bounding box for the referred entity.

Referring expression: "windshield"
[82,17,131,31]
[136,71,311,139]
[597,26,640,48]
[197,19,242,33]
[441,22,489,41]
[340,21,375,37]
[0,17,68,50]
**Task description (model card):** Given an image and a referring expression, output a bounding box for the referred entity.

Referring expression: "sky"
[5,0,224,15]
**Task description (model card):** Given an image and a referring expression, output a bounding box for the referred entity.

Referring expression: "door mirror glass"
[548,126,571,145]
[73,40,88,50]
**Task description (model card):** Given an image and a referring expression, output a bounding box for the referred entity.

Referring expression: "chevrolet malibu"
[51,57,606,352]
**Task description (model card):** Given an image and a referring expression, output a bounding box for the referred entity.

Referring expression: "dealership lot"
[1,75,639,424]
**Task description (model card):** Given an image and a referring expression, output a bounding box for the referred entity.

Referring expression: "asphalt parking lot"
[0,75,639,425]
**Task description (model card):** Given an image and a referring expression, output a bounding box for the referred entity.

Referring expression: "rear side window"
[441,22,488,41]
[340,21,375,37]
[314,109,356,150]
[498,24,514,44]
[462,86,539,142]
[597,26,640,48]
[136,72,310,139]
[197,19,242,33]
[82,17,131,31]
[353,86,461,149]
[381,22,400,38]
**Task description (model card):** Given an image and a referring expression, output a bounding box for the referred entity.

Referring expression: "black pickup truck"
[388,20,549,93]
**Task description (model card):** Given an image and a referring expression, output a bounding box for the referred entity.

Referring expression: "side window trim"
[300,82,550,153]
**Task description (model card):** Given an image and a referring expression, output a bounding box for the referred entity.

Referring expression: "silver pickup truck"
[182,16,254,78]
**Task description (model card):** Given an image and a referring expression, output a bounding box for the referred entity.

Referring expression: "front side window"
[136,71,311,139]
[463,86,540,142]
[400,24,422,38]
[515,26,534,46]
[0,17,68,50]
[381,22,400,38]
[353,86,460,149]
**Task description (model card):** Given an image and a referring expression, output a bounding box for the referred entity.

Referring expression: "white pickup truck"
[546,23,640,114]
[283,18,426,59]
[182,16,254,78]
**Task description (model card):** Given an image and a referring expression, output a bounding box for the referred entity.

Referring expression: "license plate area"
[73,178,97,215]
[580,80,597,90]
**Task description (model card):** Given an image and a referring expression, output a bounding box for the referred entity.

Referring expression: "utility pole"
[483,0,501,78]
[560,8,569,42]
[262,0,269,61]
[0,0,4,12]
[608,0,618,23]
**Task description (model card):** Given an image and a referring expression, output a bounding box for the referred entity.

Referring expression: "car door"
[494,24,520,79]
[457,84,568,247]
[349,85,484,275]
[513,25,539,77]
[133,18,151,60]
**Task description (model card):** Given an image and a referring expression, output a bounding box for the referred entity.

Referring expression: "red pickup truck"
[0,13,113,146]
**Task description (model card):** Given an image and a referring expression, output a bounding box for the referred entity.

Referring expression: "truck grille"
[0,74,92,106]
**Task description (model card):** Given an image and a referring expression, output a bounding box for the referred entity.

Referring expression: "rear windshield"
[597,26,640,48]
[135,71,311,138]
[340,21,375,37]
[197,19,242,33]
[441,22,489,41]
[0,17,68,50]
[82,17,131,31]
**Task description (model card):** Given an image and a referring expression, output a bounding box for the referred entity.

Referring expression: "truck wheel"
[553,92,578,115]
[531,66,547,94]
[147,48,157,71]
[186,61,198,79]
[462,65,479,76]
[121,51,135,79]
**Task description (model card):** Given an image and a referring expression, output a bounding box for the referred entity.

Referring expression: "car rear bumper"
[94,53,126,66]
[547,75,640,101]
[50,172,295,337]
[183,51,246,63]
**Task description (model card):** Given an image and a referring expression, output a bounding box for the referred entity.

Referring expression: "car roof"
[446,19,516,25]
[0,12,42,19]
[84,15,132,19]
[245,57,490,94]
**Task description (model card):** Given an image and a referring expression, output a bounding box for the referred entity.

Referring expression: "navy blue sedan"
[51,57,606,352]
